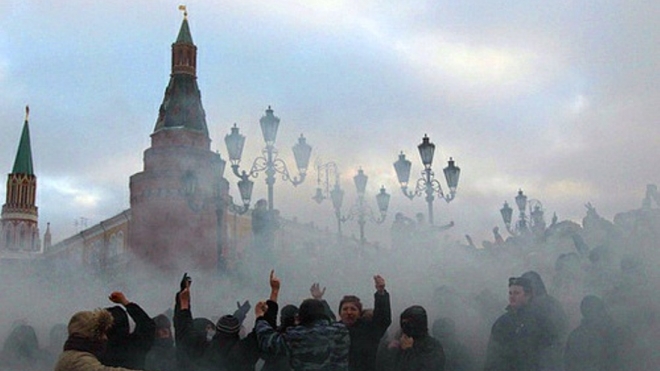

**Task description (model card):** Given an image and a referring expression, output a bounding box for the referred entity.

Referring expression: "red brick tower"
[1,106,41,252]
[129,10,228,272]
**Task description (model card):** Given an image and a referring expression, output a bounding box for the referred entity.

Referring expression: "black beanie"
[216,315,240,334]
[400,305,428,338]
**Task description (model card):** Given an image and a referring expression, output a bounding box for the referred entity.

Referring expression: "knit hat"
[400,305,428,338]
[67,309,114,340]
[216,315,240,334]
[339,295,363,313]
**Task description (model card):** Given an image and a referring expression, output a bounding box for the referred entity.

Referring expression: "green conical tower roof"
[176,14,194,45]
[12,106,34,175]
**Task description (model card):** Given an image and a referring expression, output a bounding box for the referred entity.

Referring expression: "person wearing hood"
[145,313,177,371]
[98,291,156,370]
[484,276,547,371]
[379,305,445,371]
[521,271,568,371]
[0,322,51,371]
[54,308,140,371]
[563,295,624,371]
[332,274,391,371]
[173,273,258,371]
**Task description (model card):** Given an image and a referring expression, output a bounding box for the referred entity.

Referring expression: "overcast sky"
[0,0,658,245]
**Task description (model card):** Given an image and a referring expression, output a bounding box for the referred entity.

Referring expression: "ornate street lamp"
[500,189,545,236]
[393,134,460,225]
[224,106,312,211]
[338,168,390,245]
[312,161,344,237]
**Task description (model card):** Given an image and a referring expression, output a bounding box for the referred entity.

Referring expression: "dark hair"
[298,299,328,326]
[338,295,362,313]
[508,277,532,294]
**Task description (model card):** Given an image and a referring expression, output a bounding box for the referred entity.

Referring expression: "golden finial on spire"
[25,105,29,121]
[178,5,188,19]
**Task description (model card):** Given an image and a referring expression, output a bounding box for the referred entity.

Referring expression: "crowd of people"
[2,196,659,371]
[0,264,642,371]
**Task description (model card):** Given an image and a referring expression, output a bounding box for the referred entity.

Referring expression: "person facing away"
[54,308,141,371]
[379,305,445,371]
[254,272,350,371]
[145,313,177,371]
[563,295,624,371]
[334,274,392,371]
[99,291,156,370]
[260,270,295,371]
[484,276,547,371]
[520,270,569,371]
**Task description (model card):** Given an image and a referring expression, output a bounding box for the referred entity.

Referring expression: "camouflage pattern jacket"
[255,317,350,371]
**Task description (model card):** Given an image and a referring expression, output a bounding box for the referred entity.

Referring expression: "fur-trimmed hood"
[67,309,114,340]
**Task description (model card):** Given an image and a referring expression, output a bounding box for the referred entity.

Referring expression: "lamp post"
[224,106,312,211]
[312,161,344,237]
[339,168,391,245]
[500,189,545,236]
[214,157,253,274]
[393,134,460,225]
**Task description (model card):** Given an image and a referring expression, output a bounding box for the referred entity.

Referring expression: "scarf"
[63,335,107,358]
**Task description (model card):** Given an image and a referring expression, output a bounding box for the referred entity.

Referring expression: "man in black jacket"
[336,275,392,371]
[99,291,156,370]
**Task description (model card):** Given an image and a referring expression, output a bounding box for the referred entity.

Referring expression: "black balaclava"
[400,305,428,338]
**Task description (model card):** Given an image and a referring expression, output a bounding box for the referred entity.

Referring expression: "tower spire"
[1,106,40,252]
[12,105,34,175]
[153,8,208,135]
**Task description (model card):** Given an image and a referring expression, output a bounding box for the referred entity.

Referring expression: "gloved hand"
[233,300,251,324]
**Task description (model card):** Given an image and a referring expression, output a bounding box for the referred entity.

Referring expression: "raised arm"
[109,291,156,350]
[254,301,289,356]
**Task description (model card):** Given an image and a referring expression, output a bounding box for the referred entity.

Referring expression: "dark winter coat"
[563,302,623,371]
[98,303,156,370]
[145,338,177,371]
[346,291,392,371]
[255,317,350,371]
[379,335,446,371]
[484,305,548,371]
[174,307,259,371]
[260,300,293,371]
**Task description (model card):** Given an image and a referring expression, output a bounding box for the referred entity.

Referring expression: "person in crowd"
[379,305,445,371]
[260,270,295,371]
[563,295,623,371]
[484,276,547,371]
[45,323,69,368]
[335,275,392,371]
[431,317,474,371]
[521,270,568,371]
[145,313,177,371]
[254,286,350,371]
[54,308,139,371]
[0,322,51,371]
[99,291,156,370]
[174,273,258,371]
